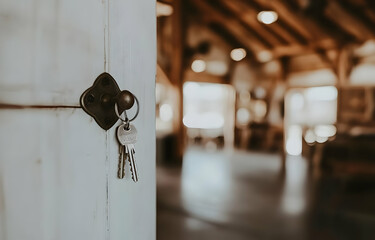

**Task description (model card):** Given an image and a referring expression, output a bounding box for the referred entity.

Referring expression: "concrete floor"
[157,147,375,240]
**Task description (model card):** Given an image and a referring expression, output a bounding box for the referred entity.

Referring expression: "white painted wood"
[0,0,105,105]
[107,0,156,239]
[0,0,156,239]
[0,109,107,240]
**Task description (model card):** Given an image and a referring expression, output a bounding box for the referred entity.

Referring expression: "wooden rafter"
[242,0,308,44]
[254,0,318,41]
[207,22,257,61]
[324,0,374,42]
[178,0,375,62]
[345,0,375,35]
[190,0,329,59]
[281,0,359,44]
[272,38,336,57]
[170,0,185,161]
[190,0,269,54]
[315,49,338,74]
[275,19,307,44]
[364,0,375,15]
[220,0,284,47]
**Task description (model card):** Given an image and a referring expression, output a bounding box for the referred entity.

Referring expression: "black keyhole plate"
[80,72,121,130]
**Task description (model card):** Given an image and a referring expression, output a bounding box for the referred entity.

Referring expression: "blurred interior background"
[155,0,375,239]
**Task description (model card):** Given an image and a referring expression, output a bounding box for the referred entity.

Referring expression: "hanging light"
[191,60,206,73]
[257,11,278,24]
[230,48,247,61]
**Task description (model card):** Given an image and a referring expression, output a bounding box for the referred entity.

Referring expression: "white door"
[0,0,156,239]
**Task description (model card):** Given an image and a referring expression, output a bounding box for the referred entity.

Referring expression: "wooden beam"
[220,0,283,47]
[315,49,338,74]
[272,39,337,58]
[207,22,257,62]
[184,70,228,84]
[334,0,375,37]
[170,0,183,86]
[170,0,185,162]
[190,0,268,54]
[206,18,336,60]
[273,19,308,45]
[306,13,357,44]
[345,0,375,22]
[363,9,375,25]
[281,0,360,44]
[254,0,320,40]
[349,0,375,31]
[324,0,374,42]
[212,1,275,48]
[242,0,307,44]
[336,48,355,87]
[364,0,375,16]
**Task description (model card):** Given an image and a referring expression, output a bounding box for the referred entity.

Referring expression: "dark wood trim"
[0,104,81,109]
[171,0,186,162]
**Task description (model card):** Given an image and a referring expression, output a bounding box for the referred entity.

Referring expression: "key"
[127,144,138,182]
[117,124,126,179]
[117,144,125,179]
[117,123,139,182]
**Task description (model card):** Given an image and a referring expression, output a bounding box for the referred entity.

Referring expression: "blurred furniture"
[312,87,375,175]
[320,133,375,175]
[235,123,283,152]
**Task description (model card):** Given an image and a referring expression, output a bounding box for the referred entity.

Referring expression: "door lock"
[80,72,137,130]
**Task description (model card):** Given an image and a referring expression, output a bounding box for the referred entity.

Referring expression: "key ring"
[114,94,139,123]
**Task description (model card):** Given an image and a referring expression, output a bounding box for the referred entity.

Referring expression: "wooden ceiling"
[162,0,375,62]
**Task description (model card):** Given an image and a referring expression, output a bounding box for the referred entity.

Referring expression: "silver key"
[117,144,125,179]
[117,124,126,179]
[126,144,138,182]
[117,123,138,182]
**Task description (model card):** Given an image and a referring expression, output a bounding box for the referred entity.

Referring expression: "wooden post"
[170,0,185,163]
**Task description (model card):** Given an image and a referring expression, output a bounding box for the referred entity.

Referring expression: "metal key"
[117,144,126,179]
[117,123,138,182]
[117,123,127,179]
